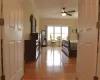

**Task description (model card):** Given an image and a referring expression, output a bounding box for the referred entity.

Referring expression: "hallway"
[22,47,76,80]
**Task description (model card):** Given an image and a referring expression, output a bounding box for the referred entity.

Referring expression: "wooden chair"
[50,35,56,46]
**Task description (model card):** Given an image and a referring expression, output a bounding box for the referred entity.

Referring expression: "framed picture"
[30,14,36,34]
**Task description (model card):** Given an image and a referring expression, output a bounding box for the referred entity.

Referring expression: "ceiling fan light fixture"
[61,12,66,16]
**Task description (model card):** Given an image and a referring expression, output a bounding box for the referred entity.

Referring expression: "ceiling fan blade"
[66,13,72,16]
[67,10,76,13]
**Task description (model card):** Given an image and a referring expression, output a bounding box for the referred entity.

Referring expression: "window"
[47,26,54,40]
[48,26,53,34]
[47,26,68,40]
[62,27,68,40]
[47,34,54,40]
[55,27,61,33]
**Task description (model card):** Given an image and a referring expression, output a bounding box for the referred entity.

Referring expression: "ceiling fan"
[61,7,76,16]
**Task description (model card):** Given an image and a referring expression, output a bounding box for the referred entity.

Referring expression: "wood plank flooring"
[22,47,76,80]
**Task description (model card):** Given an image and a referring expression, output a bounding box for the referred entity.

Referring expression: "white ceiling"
[33,0,78,19]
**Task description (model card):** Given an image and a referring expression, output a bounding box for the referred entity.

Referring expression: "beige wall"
[23,0,39,40]
[39,18,78,40]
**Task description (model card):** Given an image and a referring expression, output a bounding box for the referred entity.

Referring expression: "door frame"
[96,0,100,79]
[0,0,1,79]
[0,0,5,79]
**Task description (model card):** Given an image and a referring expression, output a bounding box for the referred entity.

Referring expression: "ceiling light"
[61,12,66,16]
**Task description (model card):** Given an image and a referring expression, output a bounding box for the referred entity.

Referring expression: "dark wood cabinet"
[24,33,41,63]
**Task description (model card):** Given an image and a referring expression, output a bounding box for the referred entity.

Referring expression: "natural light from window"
[47,26,68,40]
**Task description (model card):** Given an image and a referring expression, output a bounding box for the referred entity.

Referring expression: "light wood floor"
[22,47,76,80]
